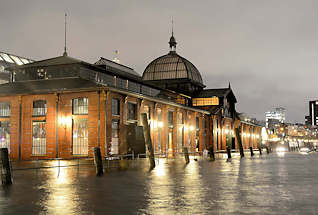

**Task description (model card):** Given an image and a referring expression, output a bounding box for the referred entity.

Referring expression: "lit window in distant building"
[32,121,46,155]
[0,121,10,150]
[192,97,219,106]
[112,99,120,116]
[72,98,88,115]
[0,102,10,117]
[33,100,47,116]
[127,102,137,121]
[72,118,88,155]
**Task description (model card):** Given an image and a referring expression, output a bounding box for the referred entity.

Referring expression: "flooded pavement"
[1,152,318,215]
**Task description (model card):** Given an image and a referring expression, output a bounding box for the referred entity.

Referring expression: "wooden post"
[184,147,190,164]
[94,147,103,176]
[226,146,232,159]
[265,147,268,154]
[0,148,12,185]
[141,113,155,169]
[249,146,254,157]
[259,147,262,155]
[235,128,244,158]
[209,146,215,161]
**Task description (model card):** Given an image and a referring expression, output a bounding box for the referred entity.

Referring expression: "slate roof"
[0,77,101,96]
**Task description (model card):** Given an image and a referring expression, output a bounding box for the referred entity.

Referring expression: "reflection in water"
[44,162,81,215]
[2,153,318,214]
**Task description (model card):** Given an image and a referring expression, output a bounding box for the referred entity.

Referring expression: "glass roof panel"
[0,53,14,63]
[10,55,24,65]
[20,58,30,64]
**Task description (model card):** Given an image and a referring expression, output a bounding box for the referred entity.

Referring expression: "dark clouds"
[1,0,318,122]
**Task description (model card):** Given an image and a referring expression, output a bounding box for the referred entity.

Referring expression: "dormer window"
[37,68,47,79]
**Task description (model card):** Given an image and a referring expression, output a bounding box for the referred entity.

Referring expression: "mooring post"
[209,146,215,161]
[235,128,244,158]
[249,147,254,157]
[0,148,12,185]
[226,146,232,159]
[266,147,269,154]
[184,147,190,164]
[141,113,155,169]
[94,147,103,176]
[259,147,262,155]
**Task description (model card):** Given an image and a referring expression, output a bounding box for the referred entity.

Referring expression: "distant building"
[265,107,286,128]
[0,51,34,84]
[305,100,318,126]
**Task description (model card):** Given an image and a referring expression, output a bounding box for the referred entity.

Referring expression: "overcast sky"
[2,0,318,123]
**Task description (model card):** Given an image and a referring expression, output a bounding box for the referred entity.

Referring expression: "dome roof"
[142,51,203,85]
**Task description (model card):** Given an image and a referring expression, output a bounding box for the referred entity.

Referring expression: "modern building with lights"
[305,100,318,126]
[0,34,262,160]
[265,107,286,128]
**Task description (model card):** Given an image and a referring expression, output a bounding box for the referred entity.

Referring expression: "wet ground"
[1,152,318,215]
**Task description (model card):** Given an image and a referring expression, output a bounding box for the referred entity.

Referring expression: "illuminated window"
[72,98,88,115]
[112,99,120,116]
[72,118,88,155]
[111,119,120,155]
[0,53,14,63]
[37,68,46,79]
[33,100,47,116]
[168,111,173,127]
[143,105,151,121]
[10,55,24,65]
[192,97,219,106]
[20,58,30,64]
[0,102,10,117]
[32,121,46,155]
[127,102,137,121]
[0,121,10,150]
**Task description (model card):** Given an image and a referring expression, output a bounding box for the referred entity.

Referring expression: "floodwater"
[1,152,318,215]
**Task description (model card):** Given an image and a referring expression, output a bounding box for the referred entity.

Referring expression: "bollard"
[94,147,104,176]
[235,128,244,158]
[0,148,12,185]
[266,147,269,154]
[259,147,262,155]
[184,147,190,164]
[209,146,215,161]
[141,113,155,170]
[249,147,254,157]
[226,147,232,159]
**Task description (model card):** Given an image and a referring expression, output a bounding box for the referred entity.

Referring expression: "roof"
[6,55,84,70]
[0,51,34,67]
[194,88,237,103]
[142,51,204,86]
[95,57,140,77]
[0,77,101,96]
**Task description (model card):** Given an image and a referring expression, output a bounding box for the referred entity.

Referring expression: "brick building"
[0,34,262,160]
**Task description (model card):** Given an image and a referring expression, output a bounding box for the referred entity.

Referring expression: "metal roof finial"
[169,17,177,52]
[63,13,68,56]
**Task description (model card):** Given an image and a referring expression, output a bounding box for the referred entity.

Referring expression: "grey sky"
[1,0,318,123]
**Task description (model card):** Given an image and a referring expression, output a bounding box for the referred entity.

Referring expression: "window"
[33,100,47,116]
[168,111,173,127]
[0,102,10,117]
[72,118,88,155]
[192,97,219,106]
[127,102,137,121]
[112,99,120,116]
[72,98,88,115]
[144,105,151,121]
[0,121,10,150]
[32,121,46,155]
[196,117,200,131]
[111,119,120,155]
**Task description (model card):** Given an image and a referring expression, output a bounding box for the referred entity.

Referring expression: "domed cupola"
[142,33,205,95]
